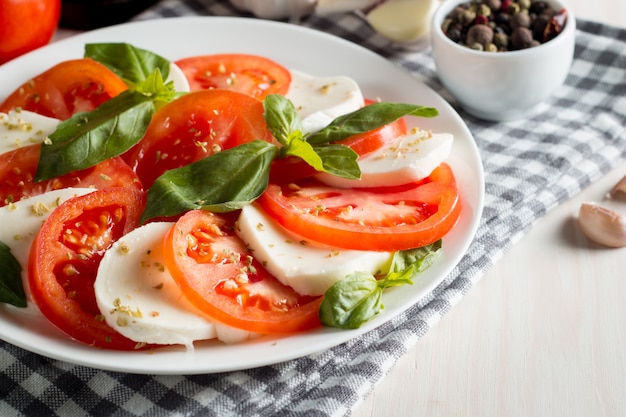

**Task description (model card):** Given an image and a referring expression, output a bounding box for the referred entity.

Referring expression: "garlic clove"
[366,0,437,44]
[609,173,626,200]
[578,202,626,248]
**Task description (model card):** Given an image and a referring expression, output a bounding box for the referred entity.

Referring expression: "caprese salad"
[0,43,461,351]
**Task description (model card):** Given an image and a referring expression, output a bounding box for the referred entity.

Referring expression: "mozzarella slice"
[94,221,255,348]
[285,69,364,134]
[0,188,95,315]
[0,110,60,156]
[316,129,454,188]
[168,62,190,93]
[236,204,393,296]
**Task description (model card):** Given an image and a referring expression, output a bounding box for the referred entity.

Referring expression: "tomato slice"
[28,187,148,350]
[0,144,142,207]
[123,89,275,188]
[163,209,322,334]
[0,58,128,120]
[174,53,291,99]
[269,99,409,184]
[259,163,462,252]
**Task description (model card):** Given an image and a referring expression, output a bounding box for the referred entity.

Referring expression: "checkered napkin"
[2,1,626,415]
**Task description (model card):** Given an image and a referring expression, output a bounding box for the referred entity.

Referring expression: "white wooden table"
[354,1,626,416]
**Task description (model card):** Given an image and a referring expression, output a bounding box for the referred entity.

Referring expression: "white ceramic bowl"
[431,0,576,121]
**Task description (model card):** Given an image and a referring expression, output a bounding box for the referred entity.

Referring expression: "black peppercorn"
[509,12,531,30]
[529,1,549,15]
[532,14,550,40]
[466,24,494,47]
[511,26,534,49]
[446,26,463,43]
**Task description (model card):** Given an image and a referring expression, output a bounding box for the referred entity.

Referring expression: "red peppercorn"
[475,15,489,25]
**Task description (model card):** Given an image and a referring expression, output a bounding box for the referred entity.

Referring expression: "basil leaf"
[85,42,171,87]
[0,241,26,308]
[312,144,360,180]
[35,90,155,182]
[307,102,439,145]
[263,94,302,145]
[141,140,277,223]
[134,68,182,110]
[319,271,383,329]
[263,94,361,179]
[320,240,443,329]
[382,240,443,289]
[283,138,325,172]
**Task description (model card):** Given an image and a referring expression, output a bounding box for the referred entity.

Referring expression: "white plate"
[0,17,484,375]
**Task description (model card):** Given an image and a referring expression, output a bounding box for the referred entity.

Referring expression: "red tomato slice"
[0,144,142,207]
[163,209,322,334]
[123,89,275,188]
[28,187,148,350]
[269,99,409,184]
[175,53,291,99]
[259,163,462,252]
[0,58,128,120]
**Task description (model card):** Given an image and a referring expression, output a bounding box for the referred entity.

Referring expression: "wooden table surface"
[354,1,626,416]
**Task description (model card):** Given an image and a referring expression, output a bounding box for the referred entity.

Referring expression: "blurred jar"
[60,0,161,30]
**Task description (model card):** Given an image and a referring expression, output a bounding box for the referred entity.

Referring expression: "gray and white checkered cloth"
[2,1,626,416]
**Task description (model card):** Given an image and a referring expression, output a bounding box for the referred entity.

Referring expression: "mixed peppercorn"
[441,0,568,52]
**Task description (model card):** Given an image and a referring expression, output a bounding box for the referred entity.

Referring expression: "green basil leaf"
[263,95,360,179]
[135,68,179,104]
[320,240,443,329]
[319,271,383,329]
[306,102,439,145]
[282,138,325,172]
[313,144,360,180]
[382,240,443,289]
[85,42,171,87]
[35,90,155,182]
[263,94,303,146]
[0,241,26,308]
[141,140,277,223]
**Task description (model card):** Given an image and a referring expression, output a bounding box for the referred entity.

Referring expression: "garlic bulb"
[228,0,316,20]
[578,202,626,248]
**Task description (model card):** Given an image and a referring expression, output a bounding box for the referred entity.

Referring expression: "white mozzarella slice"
[168,62,190,93]
[316,129,454,188]
[236,204,393,296]
[0,110,60,156]
[285,69,364,134]
[94,221,255,348]
[0,188,95,314]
